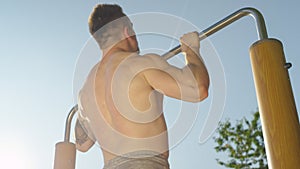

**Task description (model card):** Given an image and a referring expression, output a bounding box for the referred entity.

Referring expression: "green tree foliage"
[214,112,268,169]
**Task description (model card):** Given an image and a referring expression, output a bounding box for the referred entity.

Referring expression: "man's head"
[88,4,138,51]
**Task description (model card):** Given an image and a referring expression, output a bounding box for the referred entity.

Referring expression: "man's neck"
[102,46,138,59]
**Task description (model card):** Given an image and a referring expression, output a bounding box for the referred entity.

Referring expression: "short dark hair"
[88,4,131,49]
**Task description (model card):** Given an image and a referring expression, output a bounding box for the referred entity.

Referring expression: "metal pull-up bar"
[162,7,268,60]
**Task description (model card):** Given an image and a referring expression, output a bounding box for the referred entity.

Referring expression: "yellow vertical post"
[54,142,76,169]
[249,38,300,168]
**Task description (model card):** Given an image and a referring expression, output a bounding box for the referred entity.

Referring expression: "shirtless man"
[75,4,209,169]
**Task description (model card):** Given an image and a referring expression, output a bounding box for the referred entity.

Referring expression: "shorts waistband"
[103,150,169,169]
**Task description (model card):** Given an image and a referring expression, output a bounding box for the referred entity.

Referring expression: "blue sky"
[0,0,299,169]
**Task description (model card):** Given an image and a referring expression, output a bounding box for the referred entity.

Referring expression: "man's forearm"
[185,47,203,64]
[75,120,91,146]
[185,49,209,87]
[75,119,95,152]
[183,48,210,101]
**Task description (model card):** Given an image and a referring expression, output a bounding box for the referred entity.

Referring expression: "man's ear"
[123,26,131,38]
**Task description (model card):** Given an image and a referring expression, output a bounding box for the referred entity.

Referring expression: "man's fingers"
[180,32,200,52]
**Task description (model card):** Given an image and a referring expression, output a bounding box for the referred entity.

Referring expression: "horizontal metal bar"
[162,7,268,60]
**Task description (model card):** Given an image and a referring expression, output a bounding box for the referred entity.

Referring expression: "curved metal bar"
[64,104,78,142]
[162,7,268,60]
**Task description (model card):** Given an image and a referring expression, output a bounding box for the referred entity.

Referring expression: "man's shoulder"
[125,53,168,69]
[133,53,162,62]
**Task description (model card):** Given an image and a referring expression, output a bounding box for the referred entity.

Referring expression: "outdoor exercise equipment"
[53,7,300,169]
[54,105,78,169]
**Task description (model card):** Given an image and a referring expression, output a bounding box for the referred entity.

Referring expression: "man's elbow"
[76,145,86,152]
[76,143,92,152]
[198,85,209,101]
[191,85,208,102]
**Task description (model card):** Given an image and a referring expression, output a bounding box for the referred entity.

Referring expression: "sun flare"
[0,137,34,169]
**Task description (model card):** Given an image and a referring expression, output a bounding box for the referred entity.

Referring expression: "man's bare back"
[78,51,172,163]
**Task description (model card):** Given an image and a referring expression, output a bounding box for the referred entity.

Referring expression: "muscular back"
[79,51,169,163]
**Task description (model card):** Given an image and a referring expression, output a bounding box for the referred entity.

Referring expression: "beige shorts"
[103,151,170,169]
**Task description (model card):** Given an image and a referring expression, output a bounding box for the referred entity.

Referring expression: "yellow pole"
[249,38,300,168]
[54,142,76,169]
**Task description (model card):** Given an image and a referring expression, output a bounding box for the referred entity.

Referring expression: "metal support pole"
[250,39,300,168]
[64,105,78,142]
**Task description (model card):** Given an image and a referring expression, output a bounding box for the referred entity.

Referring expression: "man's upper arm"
[141,54,202,102]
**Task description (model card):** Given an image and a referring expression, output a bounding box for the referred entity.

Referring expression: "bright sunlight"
[0,136,34,169]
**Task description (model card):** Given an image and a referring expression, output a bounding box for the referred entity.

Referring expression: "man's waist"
[103,150,170,169]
